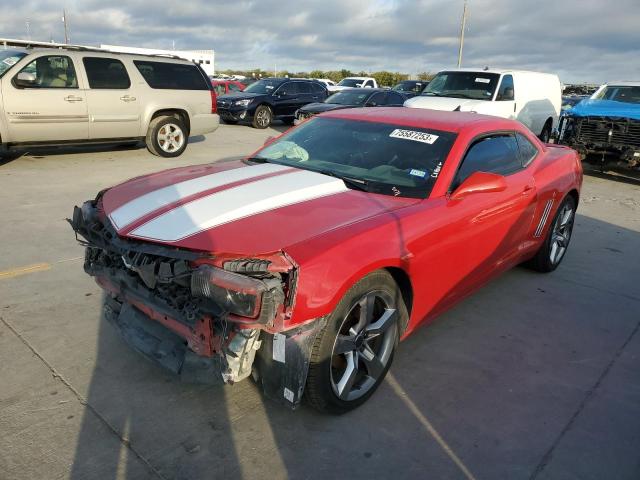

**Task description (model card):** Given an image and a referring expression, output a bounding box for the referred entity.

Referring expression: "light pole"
[457,0,468,68]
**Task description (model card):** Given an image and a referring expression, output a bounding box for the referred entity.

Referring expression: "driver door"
[273,82,300,117]
[412,132,538,318]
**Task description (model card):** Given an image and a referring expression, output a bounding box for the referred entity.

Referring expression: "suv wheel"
[305,270,407,414]
[252,105,272,129]
[146,115,188,157]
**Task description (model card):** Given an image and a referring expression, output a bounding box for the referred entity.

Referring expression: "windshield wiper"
[314,169,370,192]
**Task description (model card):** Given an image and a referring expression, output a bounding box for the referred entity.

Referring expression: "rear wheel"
[526,195,576,272]
[146,115,188,157]
[252,105,272,129]
[305,271,407,414]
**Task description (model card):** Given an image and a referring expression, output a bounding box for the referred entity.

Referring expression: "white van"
[0,42,219,157]
[405,69,562,141]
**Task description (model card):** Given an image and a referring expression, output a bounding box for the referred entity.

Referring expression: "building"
[100,44,215,76]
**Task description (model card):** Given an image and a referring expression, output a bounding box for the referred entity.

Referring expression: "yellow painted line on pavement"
[0,256,83,280]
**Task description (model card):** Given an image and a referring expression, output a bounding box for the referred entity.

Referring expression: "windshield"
[244,79,282,94]
[0,50,27,78]
[251,117,456,199]
[593,85,640,104]
[421,71,500,100]
[325,90,370,106]
[338,78,363,87]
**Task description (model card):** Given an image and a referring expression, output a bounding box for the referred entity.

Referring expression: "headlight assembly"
[234,99,251,107]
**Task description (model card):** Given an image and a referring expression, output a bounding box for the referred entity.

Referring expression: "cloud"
[2,0,638,82]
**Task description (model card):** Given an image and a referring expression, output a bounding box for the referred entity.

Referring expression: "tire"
[305,270,408,414]
[252,105,272,129]
[539,120,552,143]
[526,195,576,272]
[145,115,188,158]
[221,118,238,125]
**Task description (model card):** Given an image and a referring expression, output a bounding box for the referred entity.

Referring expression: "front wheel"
[252,105,272,129]
[305,271,407,414]
[146,115,188,157]
[526,195,576,272]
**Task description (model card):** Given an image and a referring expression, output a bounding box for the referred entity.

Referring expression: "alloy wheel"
[330,291,398,402]
[550,202,575,265]
[157,123,185,153]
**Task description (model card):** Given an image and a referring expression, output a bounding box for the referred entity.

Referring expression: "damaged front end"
[69,197,322,408]
[558,115,640,169]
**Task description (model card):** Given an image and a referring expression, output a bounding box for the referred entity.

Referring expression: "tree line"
[216,69,434,86]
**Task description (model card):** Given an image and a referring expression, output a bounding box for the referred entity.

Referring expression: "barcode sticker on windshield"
[475,77,491,83]
[389,129,439,144]
[2,57,17,66]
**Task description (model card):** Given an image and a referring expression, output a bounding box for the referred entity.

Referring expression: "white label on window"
[389,129,439,144]
[2,57,17,66]
[475,77,491,84]
[273,333,286,363]
[409,169,426,178]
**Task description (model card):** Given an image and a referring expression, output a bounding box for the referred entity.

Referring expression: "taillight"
[210,90,217,114]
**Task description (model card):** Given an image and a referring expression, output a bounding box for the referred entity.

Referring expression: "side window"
[367,92,387,106]
[133,60,209,90]
[365,80,374,88]
[277,82,298,96]
[515,133,539,167]
[453,135,521,190]
[496,74,514,101]
[385,92,405,105]
[311,82,326,94]
[228,83,241,92]
[15,55,78,88]
[214,84,226,96]
[83,57,130,89]
[297,82,313,94]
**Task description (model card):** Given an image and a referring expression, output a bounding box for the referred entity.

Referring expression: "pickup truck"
[557,81,640,169]
[328,77,378,92]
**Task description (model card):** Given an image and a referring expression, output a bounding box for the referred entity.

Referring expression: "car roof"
[603,81,640,87]
[439,68,554,76]
[332,88,387,94]
[320,107,520,133]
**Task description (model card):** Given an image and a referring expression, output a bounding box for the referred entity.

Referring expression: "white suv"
[0,44,219,157]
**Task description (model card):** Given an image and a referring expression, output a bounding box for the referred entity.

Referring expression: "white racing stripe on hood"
[109,163,291,229]
[129,169,349,242]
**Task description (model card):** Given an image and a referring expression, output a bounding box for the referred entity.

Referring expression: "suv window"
[385,92,406,105]
[496,75,514,101]
[277,82,298,96]
[367,92,387,106]
[16,55,77,88]
[83,57,130,89]
[516,133,538,167]
[133,60,208,90]
[311,82,326,94]
[296,82,313,94]
[453,134,521,189]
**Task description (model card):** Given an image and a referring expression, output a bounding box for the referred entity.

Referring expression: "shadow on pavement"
[70,213,640,479]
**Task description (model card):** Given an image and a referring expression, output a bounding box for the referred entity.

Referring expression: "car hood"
[101,160,417,255]
[299,103,353,114]
[404,95,487,111]
[565,99,640,120]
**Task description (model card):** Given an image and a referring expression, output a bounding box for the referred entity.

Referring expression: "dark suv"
[217,77,328,128]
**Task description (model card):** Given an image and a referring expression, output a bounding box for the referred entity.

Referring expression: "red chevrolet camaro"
[71,108,582,413]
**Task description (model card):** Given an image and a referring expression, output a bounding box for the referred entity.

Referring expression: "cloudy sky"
[2,0,638,83]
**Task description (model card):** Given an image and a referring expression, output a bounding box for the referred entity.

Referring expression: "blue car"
[558,82,640,168]
[217,78,328,128]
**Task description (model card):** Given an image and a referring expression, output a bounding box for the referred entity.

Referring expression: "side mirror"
[450,171,507,200]
[14,72,36,88]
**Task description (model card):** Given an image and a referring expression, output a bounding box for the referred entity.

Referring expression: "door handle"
[64,95,83,102]
[523,184,535,195]
[120,95,137,102]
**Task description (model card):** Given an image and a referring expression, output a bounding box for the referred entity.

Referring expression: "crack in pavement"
[0,315,167,480]
[528,318,640,479]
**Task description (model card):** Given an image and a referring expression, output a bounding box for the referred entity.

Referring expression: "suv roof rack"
[0,38,185,61]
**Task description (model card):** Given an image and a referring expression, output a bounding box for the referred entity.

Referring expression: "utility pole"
[457,0,468,68]
[62,9,70,44]
[25,21,31,40]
